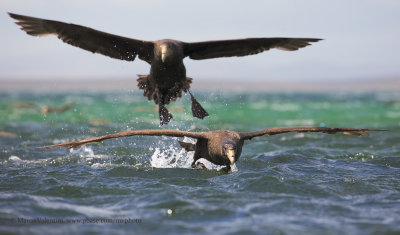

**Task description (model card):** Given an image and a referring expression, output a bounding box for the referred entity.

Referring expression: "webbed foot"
[191,161,207,169]
[159,104,173,125]
[195,162,206,169]
[189,91,208,119]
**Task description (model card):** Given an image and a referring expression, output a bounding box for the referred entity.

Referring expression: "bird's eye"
[224,144,233,149]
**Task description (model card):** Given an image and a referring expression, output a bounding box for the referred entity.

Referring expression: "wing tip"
[40,141,90,150]
[341,128,386,136]
[8,12,31,21]
[8,12,18,19]
[277,38,323,51]
[309,38,323,42]
[8,12,46,36]
[39,144,72,149]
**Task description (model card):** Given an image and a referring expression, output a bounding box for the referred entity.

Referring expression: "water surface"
[0,90,399,234]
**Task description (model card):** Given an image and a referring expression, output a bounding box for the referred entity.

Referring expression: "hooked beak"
[161,45,167,63]
[226,149,236,165]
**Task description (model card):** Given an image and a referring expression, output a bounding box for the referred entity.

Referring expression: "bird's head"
[158,41,183,64]
[222,141,237,165]
[160,44,169,63]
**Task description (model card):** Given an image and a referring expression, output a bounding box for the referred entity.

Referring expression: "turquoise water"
[0,90,399,234]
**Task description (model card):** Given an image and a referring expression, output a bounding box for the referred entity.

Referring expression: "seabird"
[9,12,322,125]
[13,102,74,114]
[0,131,17,138]
[42,126,383,172]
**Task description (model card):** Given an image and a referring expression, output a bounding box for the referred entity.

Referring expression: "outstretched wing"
[42,129,209,149]
[239,126,384,140]
[9,12,154,63]
[183,38,321,60]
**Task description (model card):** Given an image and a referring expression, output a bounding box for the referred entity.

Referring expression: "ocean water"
[0,90,399,234]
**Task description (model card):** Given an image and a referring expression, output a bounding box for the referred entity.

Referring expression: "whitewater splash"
[150,146,193,168]
[69,146,109,163]
[150,137,196,169]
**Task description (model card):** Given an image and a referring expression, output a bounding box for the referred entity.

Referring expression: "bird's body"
[42,126,383,172]
[202,130,243,166]
[148,40,186,99]
[138,40,191,123]
[179,130,244,168]
[9,13,322,125]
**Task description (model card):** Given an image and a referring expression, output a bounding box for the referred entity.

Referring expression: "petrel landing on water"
[9,12,322,125]
[42,126,383,173]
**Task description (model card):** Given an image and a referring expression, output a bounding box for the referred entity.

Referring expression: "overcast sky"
[1,0,399,82]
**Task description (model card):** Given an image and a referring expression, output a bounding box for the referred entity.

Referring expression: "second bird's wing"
[239,126,384,140]
[42,129,209,149]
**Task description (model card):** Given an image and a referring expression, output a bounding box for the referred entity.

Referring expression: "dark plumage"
[42,126,383,172]
[9,12,322,125]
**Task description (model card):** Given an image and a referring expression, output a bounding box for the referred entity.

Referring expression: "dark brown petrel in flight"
[9,12,322,125]
[42,126,383,172]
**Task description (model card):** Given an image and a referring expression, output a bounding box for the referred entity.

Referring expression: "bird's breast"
[150,61,186,83]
